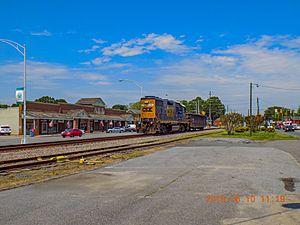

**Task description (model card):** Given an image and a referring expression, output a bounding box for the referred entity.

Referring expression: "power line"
[260,84,300,91]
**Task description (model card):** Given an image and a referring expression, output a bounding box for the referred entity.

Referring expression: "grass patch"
[203,130,299,141]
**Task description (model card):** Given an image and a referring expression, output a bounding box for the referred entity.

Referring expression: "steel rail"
[0,129,222,171]
[0,134,147,152]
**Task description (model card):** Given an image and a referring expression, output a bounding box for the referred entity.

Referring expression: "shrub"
[260,127,266,131]
[235,127,246,133]
[266,128,275,133]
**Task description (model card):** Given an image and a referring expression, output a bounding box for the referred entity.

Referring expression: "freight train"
[140,96,206,134]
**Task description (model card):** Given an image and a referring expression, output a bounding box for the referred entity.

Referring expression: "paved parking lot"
[0,138,299,225]
[0,131,139,146]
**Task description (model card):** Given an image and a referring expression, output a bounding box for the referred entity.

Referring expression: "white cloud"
[78,45,100,53]
[92,38,106,44]
[102,33,190,57]
[91,57,111,65]
[30,29,52,36]
[95,81,112,86]
[0,61,109,88]
[152,35,300,112]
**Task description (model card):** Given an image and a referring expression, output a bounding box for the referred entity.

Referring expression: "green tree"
[203,96,225,120]
[296,107,300,116]
[264,106,294,121]
[55,98,67,103]
[35,96,68,104]
[180,97,204,113]
[112,104,128,111]
[0,104,9,108]
[220,113,243,135]
[129,101,140,110]
[245,115,264,132]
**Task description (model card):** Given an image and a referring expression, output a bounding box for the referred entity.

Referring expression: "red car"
[61,129,83,138]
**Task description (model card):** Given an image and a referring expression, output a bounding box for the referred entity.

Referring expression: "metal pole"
[257,97,259,116]
[209,91,212,126]
[23,45,27,144]
[250,82,253,136]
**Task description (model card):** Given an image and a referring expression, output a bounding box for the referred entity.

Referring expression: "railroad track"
[0,129,222,172]
[0,133,146,152]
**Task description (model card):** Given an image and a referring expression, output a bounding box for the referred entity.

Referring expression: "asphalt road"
[278,129,300,138]
[0,131,138,146]
[0,139,299,225]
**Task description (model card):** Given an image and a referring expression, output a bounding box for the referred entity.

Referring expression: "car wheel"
[79,134,82,137]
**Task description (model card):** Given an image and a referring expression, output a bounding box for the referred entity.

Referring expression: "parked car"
[61,129,83,138]
[0,125,11,135]
[80,129,86,134]
[293,124,300,130]
[106,127,125,133]
[125,124,136,132]
[284,125,295,132]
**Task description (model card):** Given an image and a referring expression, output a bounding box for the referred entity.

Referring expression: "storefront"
[18,101,134,135]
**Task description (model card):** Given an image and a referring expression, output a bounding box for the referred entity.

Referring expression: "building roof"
[128,109,140,115]
[76,98,106,107]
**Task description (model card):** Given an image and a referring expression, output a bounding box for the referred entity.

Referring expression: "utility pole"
[250,82,253,136]
[256,97,259,115]
[209,91,212,126]
[226,105,229,114]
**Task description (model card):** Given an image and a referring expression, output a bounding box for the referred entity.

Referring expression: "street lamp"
[119,79,143,98]
[0,39,27,144]
[249,82,259,136]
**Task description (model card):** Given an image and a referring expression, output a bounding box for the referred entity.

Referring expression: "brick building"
[10,98,134,135]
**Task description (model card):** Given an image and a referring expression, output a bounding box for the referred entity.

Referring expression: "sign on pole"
[16,87,24,104]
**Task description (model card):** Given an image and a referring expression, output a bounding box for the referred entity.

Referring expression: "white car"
[293,124,300,130]
[0,125,11,135]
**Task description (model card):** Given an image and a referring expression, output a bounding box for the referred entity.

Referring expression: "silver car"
[106,127,125,133]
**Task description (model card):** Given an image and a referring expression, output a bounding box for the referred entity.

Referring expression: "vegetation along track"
[0,129,222,172]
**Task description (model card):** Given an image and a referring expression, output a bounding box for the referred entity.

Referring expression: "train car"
[186,113,206,130]
[140,96,189,134]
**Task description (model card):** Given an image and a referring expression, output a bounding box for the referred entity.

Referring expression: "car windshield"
[65,129,71,132]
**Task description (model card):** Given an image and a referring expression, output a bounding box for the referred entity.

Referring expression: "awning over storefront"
[26,110,130,122]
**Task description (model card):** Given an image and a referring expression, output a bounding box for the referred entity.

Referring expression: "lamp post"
[0,39,27,144]
[249,82,259,136]
[119,79,143,98]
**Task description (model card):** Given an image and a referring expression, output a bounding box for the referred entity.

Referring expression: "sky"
[0,0,300,114]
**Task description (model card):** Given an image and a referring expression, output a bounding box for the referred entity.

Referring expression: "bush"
[266,128,275,133]
[260,127,266,131]
[235,127,246,133]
